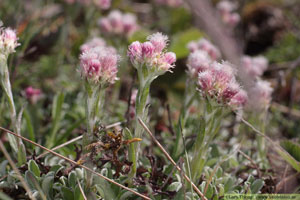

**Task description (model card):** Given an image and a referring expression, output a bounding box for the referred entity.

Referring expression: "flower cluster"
[216,0,240,27]
[197,61,247,108]
[128,32,176,74]
[25,86,42,104]
[241,55,268,79]
[0,27,19,55]
[98,10,139,37]
[64,0,111,9]
[79,47,119,85]
[154,0,183,8]
[187,38,221,60]
[80,37,116,54]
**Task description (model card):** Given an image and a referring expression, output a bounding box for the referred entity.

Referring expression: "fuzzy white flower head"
[80,47,120,85]
[128,32,176,74]
[147,32,168,53]
[80,37,106,52]
[247,80,273,111]
[0,27,19,55]
[187,50,212,78]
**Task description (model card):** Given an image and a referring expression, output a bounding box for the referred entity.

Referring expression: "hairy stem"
[0,54,26,165]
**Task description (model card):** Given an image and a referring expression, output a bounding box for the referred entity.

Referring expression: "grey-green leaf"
[250,179,264,194]
[28,160,40,177]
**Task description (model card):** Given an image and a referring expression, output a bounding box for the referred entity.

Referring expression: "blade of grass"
[47,92,65,148]
[0,141,36,200]
[138,118,208,200]
[0,126,150,200]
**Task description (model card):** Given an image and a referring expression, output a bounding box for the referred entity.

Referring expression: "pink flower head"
[99,10,139,37]
[80,47,120,85]
[198,71,214,93]
[128,32,176,74]
[0,27,19,54]
[217,0,240,27]
[108,10,123,34]
[229,89,248,108]
[163,52,176,65]
[147,32,168,53]
[93,0,111,9]
[25,86,42,104]
[211,61,235,90]
[216,0,236,14]
[98,18,112,33]
[123,14,139,37]
[142,42,155,59]
[80,37,106,52]
[221,80,240,102]
[194,59,245,108]
[187,50,212,78]
[128,41,142,64]
[197,38,221,60]
[187,41,199,53]
[241,55,268,79]
[247,80,273,111]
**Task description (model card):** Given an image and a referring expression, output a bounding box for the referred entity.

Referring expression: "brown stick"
[138,118,208,200]
[0,126,150,200]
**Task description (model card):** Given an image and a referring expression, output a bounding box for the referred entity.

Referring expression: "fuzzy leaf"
[68,171,76,189]
[28,160,40,177]
[167,182,182,192]
[42,172,54,198]
[61,187,74,200]
[250,179,264,194]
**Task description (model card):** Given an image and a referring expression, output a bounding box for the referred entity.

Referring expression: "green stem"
[0,54,26,165]
[83,82,104,187]
[128,66,153,180]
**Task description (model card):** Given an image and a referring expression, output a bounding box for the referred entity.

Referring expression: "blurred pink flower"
[25,86,42,104]
[187,38,221,60]
[99,10,139,37]
[246,80,273,111]
[216,0,240,27]
[241,55,268,79]
[187,50,212,78]
[80,37,106,52]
